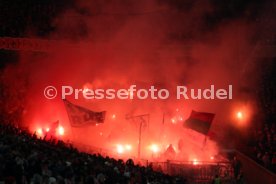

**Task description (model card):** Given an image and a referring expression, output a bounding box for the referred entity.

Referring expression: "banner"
[63,99,106,127]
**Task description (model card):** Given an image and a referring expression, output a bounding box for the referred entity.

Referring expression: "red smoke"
[2,0,272,161]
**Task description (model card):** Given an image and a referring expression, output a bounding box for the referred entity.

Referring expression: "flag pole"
[138,120,143,159]
[162,113,165,125]
[125,113,149,159]
[201,136,208,150]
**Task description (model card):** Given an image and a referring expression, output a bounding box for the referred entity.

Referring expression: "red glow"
[4,0,263,164]
[232,102,254,127]
[116,144,132,154]
[125,144,132,151]
[171,118,176,124]
[193,159,198,165]
[58,126,64,136]
[236,111,243,119]
[150,144,159,153]
[37,128,43,135]
[116,144,124,154]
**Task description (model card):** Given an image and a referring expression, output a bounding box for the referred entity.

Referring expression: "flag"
[184,110,215,135]
[207,130,217,140]
[63,99,106,127]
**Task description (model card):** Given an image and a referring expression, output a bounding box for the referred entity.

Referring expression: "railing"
[150,160,234,183]
[72,142,235,182]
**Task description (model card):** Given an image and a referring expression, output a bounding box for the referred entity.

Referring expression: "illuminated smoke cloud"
[1,0,275,160]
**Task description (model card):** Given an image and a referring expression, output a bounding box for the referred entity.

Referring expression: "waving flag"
[63,99,106,127]
[184,110,215,135]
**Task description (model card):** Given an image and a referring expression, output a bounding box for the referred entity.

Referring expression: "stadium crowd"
[0,122,185,184]
[0,0,275,182]
[251,122,276,172]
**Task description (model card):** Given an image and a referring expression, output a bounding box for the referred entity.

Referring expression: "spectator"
[212,174,221,184]
[0,122,186,184]
[232,156,242,179]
